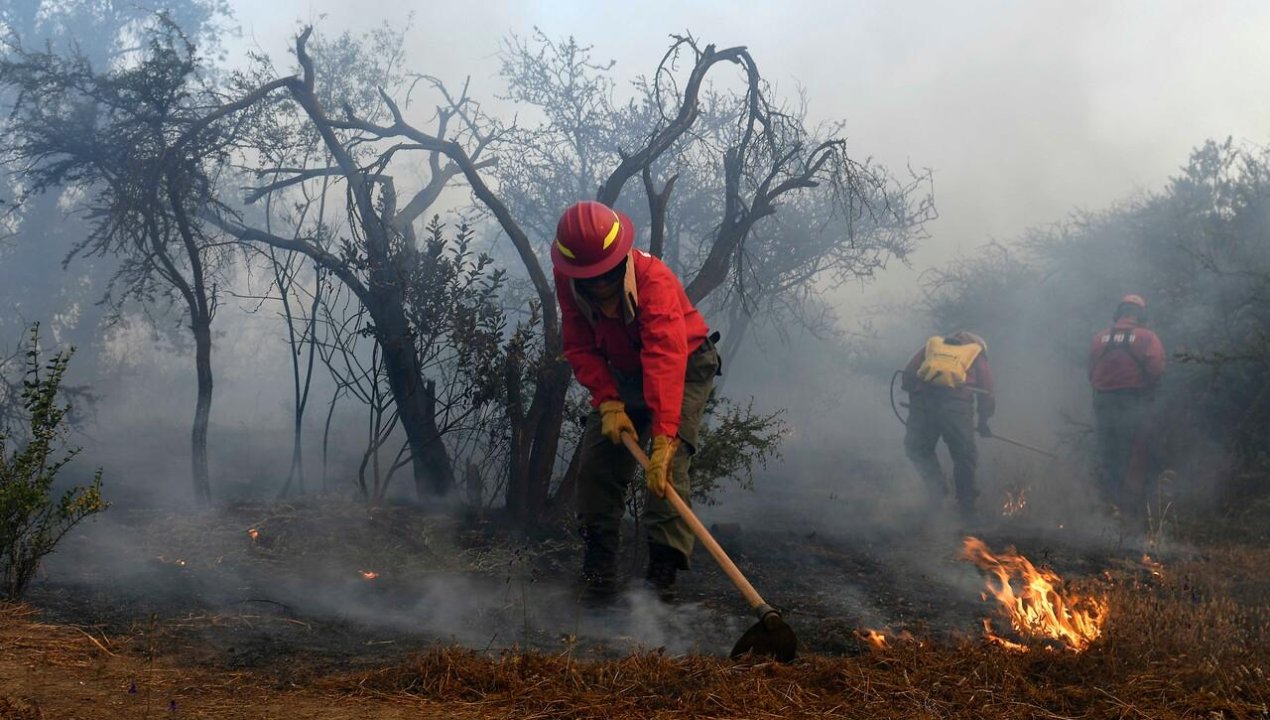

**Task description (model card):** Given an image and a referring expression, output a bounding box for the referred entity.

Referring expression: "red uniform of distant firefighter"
[551,200,721,603]
[1088,294,1165,515]
[901,331,996,524]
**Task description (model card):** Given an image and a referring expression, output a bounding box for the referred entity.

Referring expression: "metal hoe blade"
[730,607,798,662]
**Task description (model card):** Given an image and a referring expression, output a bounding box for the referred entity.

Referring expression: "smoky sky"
[229,0,1270,285]
[10,0,1262,522]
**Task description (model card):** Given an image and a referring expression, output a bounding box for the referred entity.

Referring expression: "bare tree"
[0,20,260,502]
[209,26,505,498]
[231,240,325,498]
[5,20,929,522]
[302,30,931,524]
[485,31,932,522]
[0,1,232,364]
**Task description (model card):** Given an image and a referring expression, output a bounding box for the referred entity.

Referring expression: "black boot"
[644,543,686,603]
[954,477,980,530]
[579,525,620,604]
[957,499,979,530]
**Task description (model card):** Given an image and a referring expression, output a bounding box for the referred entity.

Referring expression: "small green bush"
[0,325,106,599]
[689,397,789,505]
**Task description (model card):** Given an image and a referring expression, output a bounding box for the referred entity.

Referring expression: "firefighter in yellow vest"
[900,331,996,523]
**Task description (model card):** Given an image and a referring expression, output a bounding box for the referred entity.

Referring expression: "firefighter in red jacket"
[552,200,720,602]
[901,331,996,524]
[1088,294,1165,515]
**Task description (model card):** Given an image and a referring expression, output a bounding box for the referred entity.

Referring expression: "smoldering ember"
[0,2,1267,719]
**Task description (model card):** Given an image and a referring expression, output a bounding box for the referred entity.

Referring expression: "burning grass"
[961,536,1108,652]
[349,546,1269,719]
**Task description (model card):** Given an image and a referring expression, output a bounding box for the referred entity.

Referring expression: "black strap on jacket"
[1099,328,1149,382]
[705,330,722,376]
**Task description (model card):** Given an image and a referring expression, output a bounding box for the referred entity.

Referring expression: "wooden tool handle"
[621,433,768,611]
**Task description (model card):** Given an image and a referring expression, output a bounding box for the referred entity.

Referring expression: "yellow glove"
[646,435,678,498]
[599,400,636,445]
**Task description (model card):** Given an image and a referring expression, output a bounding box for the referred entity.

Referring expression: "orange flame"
[961,536,1107,652]
[854,627,918,651]
[360,570,379,580]
[856,628,889,650]
[1001,488,1027,517]
[247,528,260,542]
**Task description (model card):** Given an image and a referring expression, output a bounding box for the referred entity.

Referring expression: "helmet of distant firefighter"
[1114,294,1148,323]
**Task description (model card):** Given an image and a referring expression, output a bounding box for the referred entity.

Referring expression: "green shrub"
[0,325,106,599]
[689,396,789,505]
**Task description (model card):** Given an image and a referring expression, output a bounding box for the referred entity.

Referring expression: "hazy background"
[217,1,1270,517]
[11,0,1270,523]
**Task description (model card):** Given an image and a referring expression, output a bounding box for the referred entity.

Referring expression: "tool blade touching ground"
[621,433,798,663]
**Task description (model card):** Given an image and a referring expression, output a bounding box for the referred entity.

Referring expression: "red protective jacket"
[556,250,709,438]
[1089,318,1165,392]
[901,345,996,419]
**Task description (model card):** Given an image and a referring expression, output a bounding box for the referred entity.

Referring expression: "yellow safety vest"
[917,336,983,389]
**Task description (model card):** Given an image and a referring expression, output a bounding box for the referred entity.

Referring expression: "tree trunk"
[275,251,318,499]
[465,461,484,517]
[370,298,455,497]
[506,359,571,526]
[504,349,529,517]
[525,362,571,519]
[547,432,585,519]
[191,314,213,504]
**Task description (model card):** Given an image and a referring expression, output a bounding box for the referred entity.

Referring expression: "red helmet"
[551,201,635,279]
[1120,294,1147,309]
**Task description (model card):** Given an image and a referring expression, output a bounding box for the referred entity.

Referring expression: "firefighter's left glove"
[977,421,993,438]
[599,401,637,445]
[646,435,678,498]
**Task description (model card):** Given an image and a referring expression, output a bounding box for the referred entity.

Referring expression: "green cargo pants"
[904,392,978,514]
[1092,390,1152,512]
[576,342,720,569]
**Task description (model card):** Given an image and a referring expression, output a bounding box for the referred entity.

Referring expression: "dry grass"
[0,602,460,719]
[347,546,1270,719]
[6,505,1269,718]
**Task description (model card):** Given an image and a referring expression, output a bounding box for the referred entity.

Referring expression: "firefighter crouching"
[551,200,721,603]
